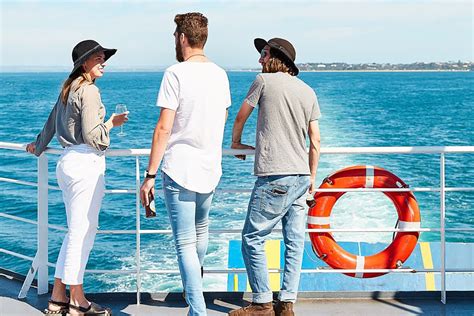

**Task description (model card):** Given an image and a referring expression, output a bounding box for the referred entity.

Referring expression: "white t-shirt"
[157,61,231,193]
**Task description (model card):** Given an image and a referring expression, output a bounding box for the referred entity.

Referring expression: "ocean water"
[0,71,473,292]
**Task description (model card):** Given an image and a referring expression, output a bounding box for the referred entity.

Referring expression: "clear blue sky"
[1,0,472,70]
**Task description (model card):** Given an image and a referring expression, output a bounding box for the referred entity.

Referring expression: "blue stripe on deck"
[227,241,474,292]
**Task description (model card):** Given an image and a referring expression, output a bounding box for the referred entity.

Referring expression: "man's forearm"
[147,124,171,174]
[309,143,320,182]
[232,119,245,143]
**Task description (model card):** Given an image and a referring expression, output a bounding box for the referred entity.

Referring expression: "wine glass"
[115,104,127,137]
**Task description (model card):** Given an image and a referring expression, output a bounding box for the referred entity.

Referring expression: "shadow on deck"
[1,269,473,316]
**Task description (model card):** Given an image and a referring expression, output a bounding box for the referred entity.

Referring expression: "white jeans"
[54,144,105,285]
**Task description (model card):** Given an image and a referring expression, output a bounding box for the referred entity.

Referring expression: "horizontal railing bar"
[0,179,136,194]
[1,216,471,234]
[444,187,474,192]
[97,230,137,234]
[2,142,474,156]
[85,269,137,274]
[0,212,68,232]
[0,248,34,262]
[81,268,474,275]
[0,212,37,225]
[98,228,474,234]
[57,228,474,234]
[0,177,37,187]
[48,224,68,232]
[99,227,474,234]
[105,189,135,194]
[19,260,474,275]
[141,267,474,274]
[0,177,61,191]
[443,228,474,232]
[320,146,474,155]
[0,178,134,194]
[312,188,439,192]
[305,228,437,232]
[3,177,473,194]
[136,269,421,274]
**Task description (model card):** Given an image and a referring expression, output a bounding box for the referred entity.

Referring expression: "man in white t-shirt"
[140,12,231,316]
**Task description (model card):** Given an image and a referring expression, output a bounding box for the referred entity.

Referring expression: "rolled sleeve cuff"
[244,98,257,108]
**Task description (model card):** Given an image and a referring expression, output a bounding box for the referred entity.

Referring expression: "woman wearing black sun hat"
[26,39,128,316]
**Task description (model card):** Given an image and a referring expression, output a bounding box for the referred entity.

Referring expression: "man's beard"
[175,40,184,62]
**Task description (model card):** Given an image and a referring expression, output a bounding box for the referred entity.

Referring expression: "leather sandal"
[68,302,112,315]
[43,299,69,315]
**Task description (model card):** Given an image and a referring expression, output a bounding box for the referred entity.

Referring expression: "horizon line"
[1,60,472,73]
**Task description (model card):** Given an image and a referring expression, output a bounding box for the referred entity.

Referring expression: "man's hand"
[140,178,155,208]
[231,142,255,160]
[26,142,36,154]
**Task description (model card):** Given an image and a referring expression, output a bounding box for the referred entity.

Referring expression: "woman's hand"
[140,178,155,208]
[26,142,36,154]
[231,142,255,160]
[109,112,129,127]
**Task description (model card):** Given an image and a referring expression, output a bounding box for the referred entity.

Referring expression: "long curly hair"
[263,48,297,76]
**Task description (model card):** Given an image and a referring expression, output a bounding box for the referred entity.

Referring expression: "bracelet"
[144,170,156,179]
[232,140,241,144]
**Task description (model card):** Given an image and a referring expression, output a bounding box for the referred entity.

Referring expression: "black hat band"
[270,43,293,62]
[73,44,101,67]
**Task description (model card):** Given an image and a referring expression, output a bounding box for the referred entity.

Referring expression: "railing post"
[37,154,49,294]
[135,157,141,305]
[440,153,446,304]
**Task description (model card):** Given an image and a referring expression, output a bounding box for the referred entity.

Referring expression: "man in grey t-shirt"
[229,38,321,316]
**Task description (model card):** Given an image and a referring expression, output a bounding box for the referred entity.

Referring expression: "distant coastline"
[295,61,473,72]
[1,61,472,73]
[231,69,472,73]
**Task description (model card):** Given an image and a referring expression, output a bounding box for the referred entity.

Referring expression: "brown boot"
[274,300,294,316]
[228,302,275,316]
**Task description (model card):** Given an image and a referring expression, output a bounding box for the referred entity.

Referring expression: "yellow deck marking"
[246,240,281,291]
[233,274,238,292]
[420,242,436,290]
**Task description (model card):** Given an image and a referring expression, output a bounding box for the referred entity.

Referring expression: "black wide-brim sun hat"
[69,40,117,78]
[254,37,299,75]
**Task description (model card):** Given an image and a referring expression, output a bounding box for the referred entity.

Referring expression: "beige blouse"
[34,78,111,156]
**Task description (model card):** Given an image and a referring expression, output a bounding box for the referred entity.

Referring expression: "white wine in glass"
[115,104,127,136]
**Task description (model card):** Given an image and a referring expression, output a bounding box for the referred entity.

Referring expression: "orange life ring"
[308,165,421,278]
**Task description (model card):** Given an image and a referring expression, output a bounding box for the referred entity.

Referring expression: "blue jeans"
[162,173,213,316]
[242,174,310,304]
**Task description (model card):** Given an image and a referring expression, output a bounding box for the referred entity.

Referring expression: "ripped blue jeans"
[242,174,310,304]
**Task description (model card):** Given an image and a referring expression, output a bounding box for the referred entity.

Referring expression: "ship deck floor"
[1,270,473,316]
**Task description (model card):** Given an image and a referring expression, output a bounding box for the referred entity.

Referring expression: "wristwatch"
[144,170,156,179]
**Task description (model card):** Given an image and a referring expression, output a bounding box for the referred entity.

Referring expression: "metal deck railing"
[0,141,473,305]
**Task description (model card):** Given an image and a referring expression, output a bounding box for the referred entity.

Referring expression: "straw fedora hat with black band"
[254,37,299,76]
[69,40,117,78]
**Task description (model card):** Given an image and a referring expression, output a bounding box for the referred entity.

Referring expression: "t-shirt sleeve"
[244,75,265,108]
[310,93,321,121]
[156,70,179,110]
[224,74,232,109]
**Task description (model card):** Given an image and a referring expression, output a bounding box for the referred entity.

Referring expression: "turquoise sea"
[0,71,473,292]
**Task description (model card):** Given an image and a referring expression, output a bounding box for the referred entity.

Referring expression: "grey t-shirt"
[245,72,321,176]
[33,78,111,156]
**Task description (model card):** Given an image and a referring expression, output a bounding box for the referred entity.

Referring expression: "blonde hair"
[60,71,93,104]
[262,48,297,76]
